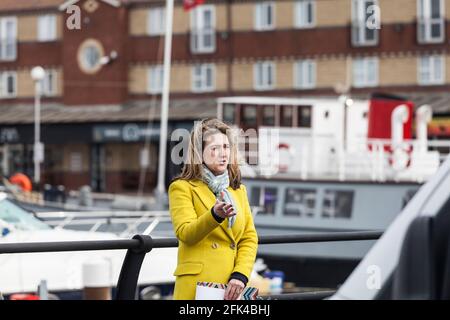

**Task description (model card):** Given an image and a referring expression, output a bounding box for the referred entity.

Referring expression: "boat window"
[250,186,277,215]
[241,105,258,128]
[322,190,354,219]
[297,105,312,128]
[283,188,316,217]
[0,199,51,231]
[223,103,236,124]
[262,106,275,126]
[281,106,293,127]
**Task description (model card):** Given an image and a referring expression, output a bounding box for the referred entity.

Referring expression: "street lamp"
[31,66,45,186]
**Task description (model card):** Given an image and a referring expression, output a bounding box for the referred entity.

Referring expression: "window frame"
[254,1,275,31]
[37,14,57,42]
[147,65,164,94]
[352,57,379,88]
[0,16,17,61]
[417,0,445,44]
[191,63,215,93]
[351,0,379,47]
[418,54,445,85]
[190,5,216,54]
[147,7,166,36]
[294,0,316,29]
[42,69,57,97]
[294,59,316,89]
[0,71,17,98]
[254,61,276,91]
[283,187,317,217]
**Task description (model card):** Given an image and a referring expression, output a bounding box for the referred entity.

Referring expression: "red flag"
[183,0,205,11]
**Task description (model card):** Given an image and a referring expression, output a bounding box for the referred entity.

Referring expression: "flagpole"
[156,0,174,200]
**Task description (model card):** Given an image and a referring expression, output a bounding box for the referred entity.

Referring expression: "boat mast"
[156,0,174,200]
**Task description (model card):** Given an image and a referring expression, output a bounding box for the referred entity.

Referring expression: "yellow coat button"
[212,242,219,249]
[230,243,236,250]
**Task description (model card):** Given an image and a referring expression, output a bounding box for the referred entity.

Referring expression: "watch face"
[77,39,104,74]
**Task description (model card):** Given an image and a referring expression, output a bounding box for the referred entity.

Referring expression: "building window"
[0,17,17,61]
[192,64,215,92]
[418,55,445,85]
[295,0,315,28]
[77,39,104,74]
[284,188,316,217]
[191,5,215,54]
[322,190,354,219]
[351,0,379,46]
[37,14,57,42]
[148,7,165,36]
[0,72,17,98]
[417,0,444,44]
[255,1,275,31]
[294,60,316,89]
[42,69,57,96]
[82,46,101,71]
[148,65,164,93]
[254,61,275,91]
[352,57,378,88]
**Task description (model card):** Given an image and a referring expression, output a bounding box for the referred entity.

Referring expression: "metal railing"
[0,231,382,300]
[247,135,450,183]
[35,210,171,237]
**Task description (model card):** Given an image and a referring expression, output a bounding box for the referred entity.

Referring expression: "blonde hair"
[172,118,241,189]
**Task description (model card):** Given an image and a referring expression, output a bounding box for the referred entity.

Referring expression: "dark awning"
[0,98,217,125]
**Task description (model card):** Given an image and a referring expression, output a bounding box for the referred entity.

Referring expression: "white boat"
[215,93,450,287]
[0,192,177,299]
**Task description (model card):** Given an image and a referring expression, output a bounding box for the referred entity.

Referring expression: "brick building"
[0,0,449,192]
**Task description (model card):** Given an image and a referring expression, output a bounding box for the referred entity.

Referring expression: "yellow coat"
[168,178,258,300]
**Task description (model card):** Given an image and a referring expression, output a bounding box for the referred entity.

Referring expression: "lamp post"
[31,66,45,186]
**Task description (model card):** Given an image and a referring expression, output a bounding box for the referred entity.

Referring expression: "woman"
[168,118,258,300]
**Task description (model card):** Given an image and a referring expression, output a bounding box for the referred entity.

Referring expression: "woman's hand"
[213,191,236,219]
[224,279,245,300]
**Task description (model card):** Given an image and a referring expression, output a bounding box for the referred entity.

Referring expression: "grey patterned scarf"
[201,164,237,228]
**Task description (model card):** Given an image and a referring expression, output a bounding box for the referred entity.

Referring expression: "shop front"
[0,122,162,193]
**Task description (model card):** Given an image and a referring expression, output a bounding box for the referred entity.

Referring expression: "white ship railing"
[250,135,450,183]
[35,210,171,238]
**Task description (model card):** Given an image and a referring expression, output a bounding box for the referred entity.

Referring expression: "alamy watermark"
[366,4,381,30]
[366,264,381,290]
[66,4,81,30]
[169,121,281,174]
[64,2,381,31]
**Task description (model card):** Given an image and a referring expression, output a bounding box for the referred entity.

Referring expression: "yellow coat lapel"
[189,180,235,242]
